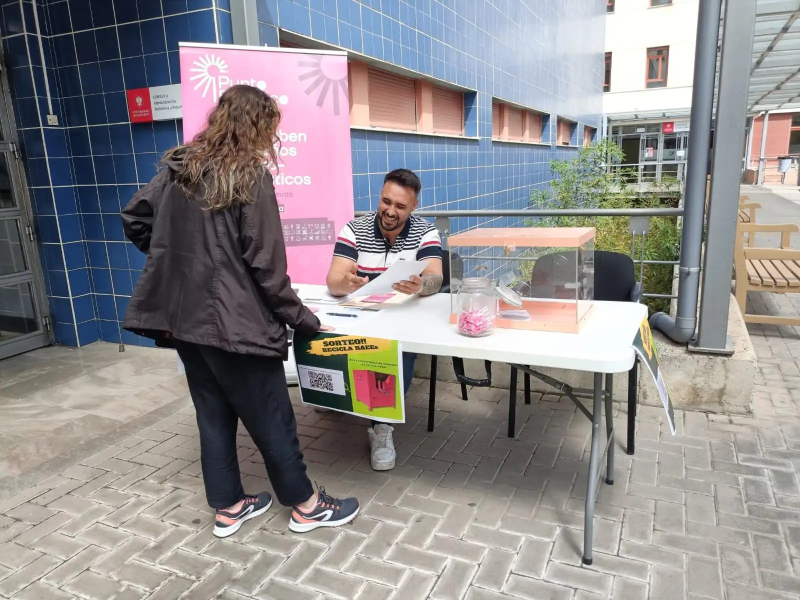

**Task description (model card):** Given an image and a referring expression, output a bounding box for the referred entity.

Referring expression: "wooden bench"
[739,202,761,224]
[738,194,760,223]
[734,223,800,326]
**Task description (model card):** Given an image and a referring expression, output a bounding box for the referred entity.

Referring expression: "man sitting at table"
[326,168,443,470]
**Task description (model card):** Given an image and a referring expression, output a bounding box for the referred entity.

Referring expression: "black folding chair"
[427,251,492,432]
[511,250,642,452]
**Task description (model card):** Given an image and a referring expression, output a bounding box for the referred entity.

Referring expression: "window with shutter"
[507,107,523,141]
[432,86,463,135]
[527,112,543,142]
[584,126,596,147]
[558,119,572,145]
[492,103,501,138]
[368,67,417,131]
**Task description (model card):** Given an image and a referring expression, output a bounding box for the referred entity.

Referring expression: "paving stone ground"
[1,187,800,599]
[0,338,799,600]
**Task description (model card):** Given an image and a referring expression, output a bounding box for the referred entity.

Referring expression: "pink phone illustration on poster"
[179,43,355,284]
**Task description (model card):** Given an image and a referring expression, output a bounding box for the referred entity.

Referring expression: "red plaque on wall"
[127,88,153,123]
[662,122,675,134]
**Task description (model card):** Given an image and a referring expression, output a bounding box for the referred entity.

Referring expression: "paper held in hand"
[348,260,428,299]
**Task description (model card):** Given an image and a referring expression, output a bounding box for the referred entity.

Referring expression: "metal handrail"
[354,208,684,217]
[753,154,800,160]
[352,208,682,300]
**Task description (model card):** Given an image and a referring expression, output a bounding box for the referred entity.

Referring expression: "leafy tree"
[528,139,681,314]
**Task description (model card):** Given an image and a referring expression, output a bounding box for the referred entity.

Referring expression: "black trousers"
[175,340,314,509]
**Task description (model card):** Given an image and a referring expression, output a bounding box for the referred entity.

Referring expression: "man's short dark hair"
[384,169,421,196]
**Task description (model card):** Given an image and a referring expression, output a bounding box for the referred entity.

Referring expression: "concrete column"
[693,0,758,353]
[231,0,259,46]
[650,0,722,343]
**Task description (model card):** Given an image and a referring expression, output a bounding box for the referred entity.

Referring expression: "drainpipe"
[30,0,55,121]
[650,0,722,343]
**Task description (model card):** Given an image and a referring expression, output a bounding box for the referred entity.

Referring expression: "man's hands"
[393,275,422,295]
[328,259,369,297]
[327,256,442,298]
[343,262,369,293]
[393,272,443,297]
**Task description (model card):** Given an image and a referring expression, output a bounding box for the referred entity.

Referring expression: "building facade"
[603,0,698,185]
[745,112,800,185]
[0,0,604,357]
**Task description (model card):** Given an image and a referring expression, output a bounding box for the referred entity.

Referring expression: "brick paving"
[0,334,799,600]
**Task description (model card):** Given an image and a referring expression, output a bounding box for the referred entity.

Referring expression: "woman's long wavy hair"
[165,85,281,210]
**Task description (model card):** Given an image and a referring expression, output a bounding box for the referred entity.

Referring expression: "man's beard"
[380,214,402,232]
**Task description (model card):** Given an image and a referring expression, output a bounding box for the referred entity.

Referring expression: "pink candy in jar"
[458,307,495,337]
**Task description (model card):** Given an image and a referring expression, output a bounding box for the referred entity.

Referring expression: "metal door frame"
[0,55,52,359]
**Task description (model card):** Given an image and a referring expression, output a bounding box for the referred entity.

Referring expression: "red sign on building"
[127,88,153,123]
[662,122,675,134]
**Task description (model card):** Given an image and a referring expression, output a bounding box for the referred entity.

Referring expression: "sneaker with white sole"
[289,487,359,533]
[369,423,396,471]
[213,492,272,538]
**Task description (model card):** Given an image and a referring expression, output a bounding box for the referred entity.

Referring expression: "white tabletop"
[297,285,647,374]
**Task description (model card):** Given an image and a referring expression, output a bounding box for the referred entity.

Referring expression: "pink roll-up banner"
[178,43,354,285]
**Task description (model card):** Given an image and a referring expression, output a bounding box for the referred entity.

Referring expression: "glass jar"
[456,277,497,337]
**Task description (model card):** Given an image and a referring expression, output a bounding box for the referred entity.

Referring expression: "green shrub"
[528,139,681,314]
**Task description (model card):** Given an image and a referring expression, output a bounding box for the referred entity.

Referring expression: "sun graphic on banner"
[190,55,229,102]
[298,56,349,116]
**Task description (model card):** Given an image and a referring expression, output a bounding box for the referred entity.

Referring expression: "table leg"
[508,367,517,438]
[627,361,637,455]
[604,373,615,485]
[524,372,531,405]
[428,355,438,433]
[583,372,603,565]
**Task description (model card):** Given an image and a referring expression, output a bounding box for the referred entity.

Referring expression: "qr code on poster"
[297,365,346,396]
[308,370,334,392]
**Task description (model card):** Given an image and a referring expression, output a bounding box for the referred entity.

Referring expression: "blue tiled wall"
[256,0,604,241]
[2,0,604,348]
[2,0,220,346]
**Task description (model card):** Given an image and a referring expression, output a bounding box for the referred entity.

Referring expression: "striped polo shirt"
[334,213,442,280]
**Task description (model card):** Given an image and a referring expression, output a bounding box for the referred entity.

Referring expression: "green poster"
[632,318,676,435]
[293,332,405,423]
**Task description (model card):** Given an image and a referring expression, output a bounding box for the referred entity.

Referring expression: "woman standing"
[121,85,358,538]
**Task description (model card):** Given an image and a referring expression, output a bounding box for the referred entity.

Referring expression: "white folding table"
[298,285,647,565]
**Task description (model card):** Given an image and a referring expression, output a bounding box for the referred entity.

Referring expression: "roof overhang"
[745,0,800,113]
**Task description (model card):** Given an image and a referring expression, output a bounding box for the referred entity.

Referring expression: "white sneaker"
[368,424,396,471]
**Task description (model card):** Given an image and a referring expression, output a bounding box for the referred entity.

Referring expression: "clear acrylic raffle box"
[447,227,595,333]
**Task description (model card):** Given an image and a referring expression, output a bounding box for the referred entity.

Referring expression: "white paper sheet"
[349,260,428,299]
[296,289,342,305]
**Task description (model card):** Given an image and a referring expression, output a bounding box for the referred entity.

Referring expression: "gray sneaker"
[289,487,359,532]
[368,423,396,471]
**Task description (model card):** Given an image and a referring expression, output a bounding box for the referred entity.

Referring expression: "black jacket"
[121,153,320,358]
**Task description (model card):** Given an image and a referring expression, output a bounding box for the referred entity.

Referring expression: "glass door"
[0,58,51,360]
[640,133,660,182]
[661,133,680,181]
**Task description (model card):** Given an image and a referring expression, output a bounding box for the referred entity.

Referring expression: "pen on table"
[327,312,359,318]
